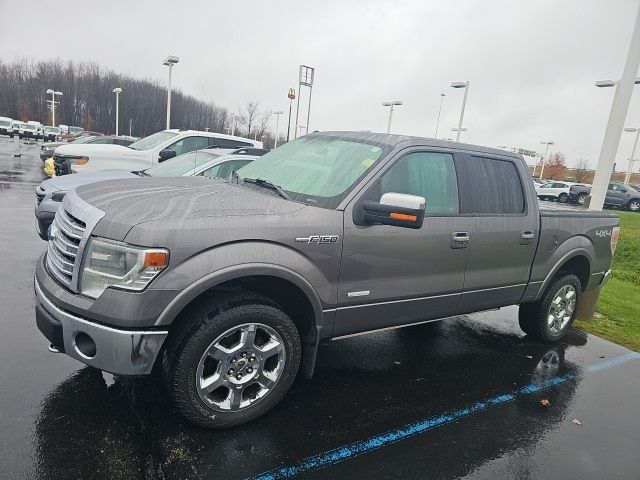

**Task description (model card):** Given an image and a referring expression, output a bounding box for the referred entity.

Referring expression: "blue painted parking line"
[248,351,640,480]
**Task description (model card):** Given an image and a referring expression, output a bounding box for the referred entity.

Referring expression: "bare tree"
[574,158,591,183]
[236,101,261,137]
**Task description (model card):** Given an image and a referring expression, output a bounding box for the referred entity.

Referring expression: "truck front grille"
[46,206,86,288]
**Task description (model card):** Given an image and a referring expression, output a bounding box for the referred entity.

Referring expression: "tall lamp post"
[539,140,554,180]
[623,127,640,185]
[589,3,640,210]
[112,88,122,136]
[286,88,295,142]
[451,81,469,141]
[163,55,179,129]
[45,89,62,127]
[434,93,446,138]
[273,110,284,148]
[382,100,403,133]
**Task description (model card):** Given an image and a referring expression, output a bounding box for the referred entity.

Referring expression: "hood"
[42,170,138,193]
[54,143,135,156]
[75,177,306,241]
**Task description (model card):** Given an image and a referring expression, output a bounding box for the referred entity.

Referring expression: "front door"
[334,149,472,337]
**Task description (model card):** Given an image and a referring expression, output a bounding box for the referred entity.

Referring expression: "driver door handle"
[520,230,535,245]
[451,231,470,249]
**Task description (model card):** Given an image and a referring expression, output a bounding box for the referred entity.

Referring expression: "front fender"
[151,241,336,332]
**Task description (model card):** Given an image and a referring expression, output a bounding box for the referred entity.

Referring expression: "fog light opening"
[74,332,97,359]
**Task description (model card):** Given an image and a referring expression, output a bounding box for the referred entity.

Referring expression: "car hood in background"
[74,177,306,241]
[54,143,140,157]
[42,170,138,193]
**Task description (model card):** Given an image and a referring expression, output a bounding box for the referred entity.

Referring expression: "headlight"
[79,237,169,299]
[73,156,89,165]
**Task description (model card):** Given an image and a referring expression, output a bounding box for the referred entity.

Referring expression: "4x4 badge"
[295,235,339,244]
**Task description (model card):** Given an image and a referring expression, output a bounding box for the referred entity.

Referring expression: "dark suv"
[569,182,640,211]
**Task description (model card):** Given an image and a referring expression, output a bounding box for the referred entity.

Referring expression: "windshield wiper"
[242,177,289,200]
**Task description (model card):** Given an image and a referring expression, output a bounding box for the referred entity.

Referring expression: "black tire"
[558,193,568,203]
[518,273,582,342]
[163,293,301,428]
[627,199,640,212]
[18,135,22,139]
[577,193,587,205]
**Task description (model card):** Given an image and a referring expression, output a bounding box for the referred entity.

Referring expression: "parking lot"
[2,136,640,479]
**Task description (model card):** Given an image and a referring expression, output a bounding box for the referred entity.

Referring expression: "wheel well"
[176,275,317,343]
[556,255,590,291]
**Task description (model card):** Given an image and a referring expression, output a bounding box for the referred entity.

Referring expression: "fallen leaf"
[540,399,550,407]
[572,418,582,426]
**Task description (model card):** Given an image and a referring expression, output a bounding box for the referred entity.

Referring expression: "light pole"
[451,81,469,141]
[163,55,179,129]
[382,100,402,133]
[434,93,446,138]
[45,89,62,127]
[286,88,295,142]
[273,110,284,148]
[112,88,122,136]
[623,127,640,185]
[590,3,640,210]
[294,65,314,138]
[539,141,554,180]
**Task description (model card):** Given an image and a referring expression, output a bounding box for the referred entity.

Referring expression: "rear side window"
[463,156,524,214]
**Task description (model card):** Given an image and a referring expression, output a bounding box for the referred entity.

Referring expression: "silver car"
[35,148,265,239]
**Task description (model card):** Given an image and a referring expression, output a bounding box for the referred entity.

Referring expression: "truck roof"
[316,131,521,159]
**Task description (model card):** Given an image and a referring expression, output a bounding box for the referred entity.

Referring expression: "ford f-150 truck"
[34,132,620,428]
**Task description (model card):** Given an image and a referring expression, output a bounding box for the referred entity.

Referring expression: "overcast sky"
[1,0,639,168]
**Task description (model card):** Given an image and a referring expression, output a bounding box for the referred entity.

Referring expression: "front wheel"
[519,274,582,342]
[163,294,301,428]
[627,199,640,212]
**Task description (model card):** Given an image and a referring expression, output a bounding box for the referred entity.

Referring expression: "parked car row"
[569,182,640,211]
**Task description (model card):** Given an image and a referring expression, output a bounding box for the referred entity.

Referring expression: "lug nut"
[242,352,247,359]
[231,357,237,363]
[228,369,234,375]
[247,367,253,373]
[236,373,242,380]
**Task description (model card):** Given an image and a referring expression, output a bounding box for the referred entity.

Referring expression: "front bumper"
[599,269,612,288]
[35,279,168,376]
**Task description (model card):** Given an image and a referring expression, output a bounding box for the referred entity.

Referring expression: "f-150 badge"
[296,235,339,244]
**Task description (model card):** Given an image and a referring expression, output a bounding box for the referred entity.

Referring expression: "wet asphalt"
[1,136,639,480]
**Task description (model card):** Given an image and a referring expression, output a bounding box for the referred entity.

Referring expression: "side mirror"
[362,192,426,229]
[158,149,177,162]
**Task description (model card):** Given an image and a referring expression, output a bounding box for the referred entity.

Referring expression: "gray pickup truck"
[34,132,620,428]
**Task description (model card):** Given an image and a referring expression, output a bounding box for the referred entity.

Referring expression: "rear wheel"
[627,199,640,212]
[558,193,568,203]
[163,293,301,428]
[577,193,587,205]
[519,274,581,342]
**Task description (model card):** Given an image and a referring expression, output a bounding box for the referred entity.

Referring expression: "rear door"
[335,149,472,337]
[606,183,628,206]
[456,154,538,312]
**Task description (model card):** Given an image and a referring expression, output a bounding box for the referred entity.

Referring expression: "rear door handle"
[451,231,470,249]
[521,230,535,245]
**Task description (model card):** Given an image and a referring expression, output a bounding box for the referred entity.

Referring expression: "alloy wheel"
[547,285,577,334]
[195,323,286,411]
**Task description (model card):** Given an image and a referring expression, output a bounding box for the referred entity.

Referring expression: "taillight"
[611,226,620,255]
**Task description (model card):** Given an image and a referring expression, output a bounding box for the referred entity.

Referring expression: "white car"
[535,181,572,203]
[11,120,22,135]
[19,123,39,140]
[0,117,14,137]
[53,129,263,174]
[27,121,44,139]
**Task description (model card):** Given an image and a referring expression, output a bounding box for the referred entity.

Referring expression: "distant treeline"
[0,58,230,137]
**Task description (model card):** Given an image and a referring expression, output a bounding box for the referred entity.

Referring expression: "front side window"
[165,136,207,156]
[373,152,459,214]
[128,131,178,151]
[236,135,388,208]
[203,159,252,179]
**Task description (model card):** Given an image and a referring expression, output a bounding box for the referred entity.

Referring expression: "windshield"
[145,151,218,177]
[22,124,36,130]
[68,127,83,134]
[45,127,61,134]
[70,136,96,144]
[0,121,10,127]
[128,131,178,151]
[236,135,388,208]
